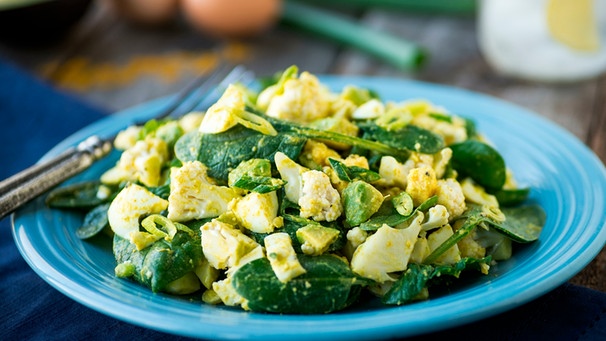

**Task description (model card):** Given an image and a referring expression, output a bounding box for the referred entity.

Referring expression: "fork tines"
[156,63,255,121]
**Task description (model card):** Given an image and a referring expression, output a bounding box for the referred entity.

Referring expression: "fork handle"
[0,136,112,220]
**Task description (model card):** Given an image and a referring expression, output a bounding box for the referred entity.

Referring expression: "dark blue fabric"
[1,57,605,341]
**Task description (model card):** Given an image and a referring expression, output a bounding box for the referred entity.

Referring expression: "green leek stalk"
[291,0,477,15]
[280,1,427,71]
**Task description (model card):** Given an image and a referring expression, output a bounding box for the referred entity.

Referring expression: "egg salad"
[47,66,545,314]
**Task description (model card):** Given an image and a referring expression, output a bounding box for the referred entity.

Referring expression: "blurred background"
[0,0,605,290]
[0,1,603,126]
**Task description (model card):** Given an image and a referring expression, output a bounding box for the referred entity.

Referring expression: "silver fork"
[0,63,254,220]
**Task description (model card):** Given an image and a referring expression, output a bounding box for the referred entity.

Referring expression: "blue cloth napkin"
[1,58,605,341]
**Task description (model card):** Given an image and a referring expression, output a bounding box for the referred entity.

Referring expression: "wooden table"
[1,1,605,292]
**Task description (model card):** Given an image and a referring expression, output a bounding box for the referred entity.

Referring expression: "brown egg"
[104,0,179,26]
[180,0,282,38]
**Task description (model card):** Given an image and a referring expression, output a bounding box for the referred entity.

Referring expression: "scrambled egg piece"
[257,71,332,124]
[342,154,370,169]
[461,178,499,207]
[350,213,424,283]
[435,178,467,219]
[351,98,384,119]
[343,226,368,259]
[199,84,243,134]
[346,227,368,250]
[377,148,452,191]
[413,115,468,146]
[167,161,240,222]
[457,230,486,259]
[113,126,142,151]
[421,205,450,231]
[409,236,430,264]
[275,151,308,203]
[427,224,462,265]
[299,140,341,169]
[200,219,260,270]
[230,191,280,234]
[432,148,453,179]
[401,99,467,145]
[461,178,507,224]
[107,183,168,242]
[101,137,168,187]
[330,85,378,121]
[406,166,438,206]
[378,156,415,189]
[213,277,249,310]
[299,170,342,222]
[164,272,201,295]
[375,103,413,131]
[179,112,205,133]
[194,258,220,290]
[264,233,307,283]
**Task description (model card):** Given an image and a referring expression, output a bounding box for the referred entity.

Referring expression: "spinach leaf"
[424,203,545,264]
[494,188,531,207]
[246,107,412,160]
[233,175,286,193]
[113,230,202,293]
[278,193,301,216]
[491,205,546,243]
[175,127,307,183]
[383,257,491,305]
[450,140,506,190]
[464,117,477,139]
[432,256,492,278]
[148,183,171,200]
[76,203,110,239]
[139,118,162,139]
[382,263,433,305]
[45,181,114,209]
[138,119,184,148]
[328,158,381,183]
[357,122,445,154]
[232,255,370,314]
[174,130,201,163]
[183,218,214,230]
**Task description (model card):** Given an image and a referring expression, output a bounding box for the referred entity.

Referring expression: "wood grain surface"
[1,2,604,291]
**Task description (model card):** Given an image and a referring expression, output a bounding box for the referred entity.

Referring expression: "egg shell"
[180,0,282,38]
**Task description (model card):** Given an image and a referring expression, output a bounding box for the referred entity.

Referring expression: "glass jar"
[478,0,606,82]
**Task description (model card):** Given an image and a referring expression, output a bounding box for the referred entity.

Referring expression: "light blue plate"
[12,77,606,340]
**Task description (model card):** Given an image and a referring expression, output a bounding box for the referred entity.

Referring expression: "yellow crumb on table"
[39,42,252,91]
